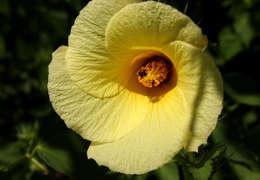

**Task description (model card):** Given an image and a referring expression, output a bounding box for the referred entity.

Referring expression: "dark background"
[1,0,260,179]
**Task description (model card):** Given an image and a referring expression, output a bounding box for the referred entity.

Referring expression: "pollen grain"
[136,57,170,88]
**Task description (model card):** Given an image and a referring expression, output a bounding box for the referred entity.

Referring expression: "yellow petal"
[87,41,216,174]
[184,54,223,152]
[88,88,192,174]
[163,41,223,152]
[66,47,123,98]
[48,46,148,143]
[67,0,141,98]
[105,1,207,58]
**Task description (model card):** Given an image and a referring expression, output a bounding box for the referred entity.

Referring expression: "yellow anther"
[136,56,170,88]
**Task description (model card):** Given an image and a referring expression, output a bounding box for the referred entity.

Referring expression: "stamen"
[136,56,170,88]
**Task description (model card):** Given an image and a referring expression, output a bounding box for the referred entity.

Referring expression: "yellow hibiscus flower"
[48,0,223,175]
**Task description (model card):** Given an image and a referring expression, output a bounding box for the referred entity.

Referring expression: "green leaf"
[212,118,259,169]
[233,13,254,47]
[224,83,260,106]
[0,0,9,16]
[16,122,39,141]
[156,161,180,180]
[218,26,243,62]
[224,74,260,106]
[36,144,73,176]
[230,162,260,180]
[184,0,190,14]
[175,144,225,180]
[242,0,256,8]
[37,126,108,179]
[242,110,258,127]
[134,174,149,180]
[189,158,212,180]
[245,124,260,157]
[188,147,225,180]
[0,141,26,172]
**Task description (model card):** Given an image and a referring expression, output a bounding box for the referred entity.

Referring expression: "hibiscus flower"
[48,0,223,174]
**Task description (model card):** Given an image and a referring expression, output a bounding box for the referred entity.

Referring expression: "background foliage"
[1,0,260,179]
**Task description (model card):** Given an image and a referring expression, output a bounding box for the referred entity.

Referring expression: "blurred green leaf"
[218,26,243,62]
[0,0,9,16]
[36,144,73,176]
[233,13,254,47]
[225,82,260,106]
[156,161,180,180]
[189,158,212,180]
[224,74,260,106]
[16,122,39,141]
[230,162,260,180]
[37,125,109,179]
[246,124,260,156]
[243,0,257,8]
[188,147,225,180]
[175,143,225,180]
[212,118,260,170]
[222,0,232,7]
[242,110,258,127]
[0,141,26,172]
[134,174,149,180]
